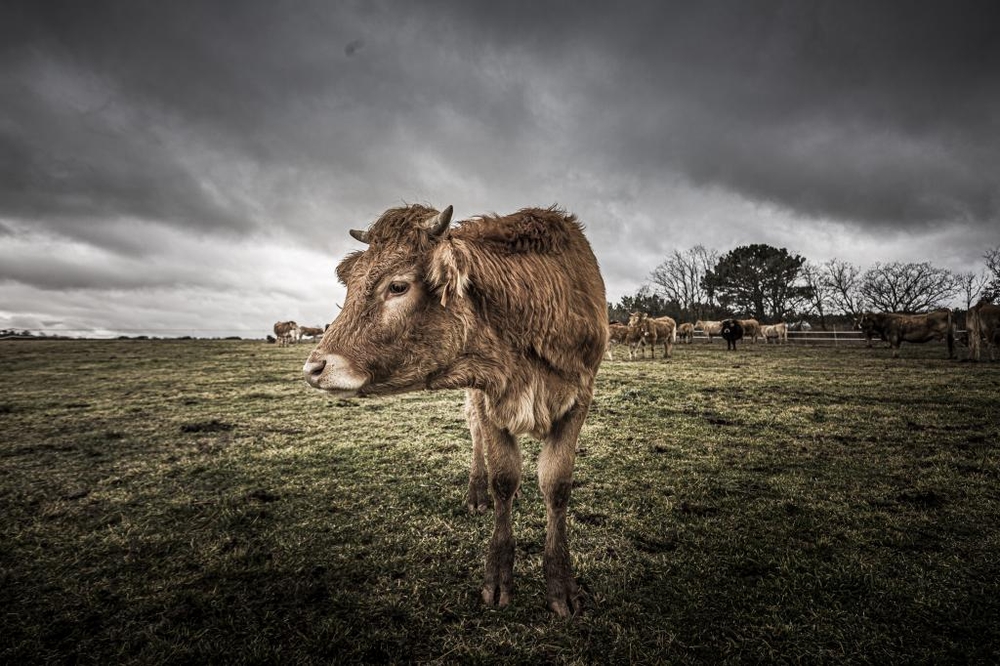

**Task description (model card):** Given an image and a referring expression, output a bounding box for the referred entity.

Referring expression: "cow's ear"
[428,239,471,307]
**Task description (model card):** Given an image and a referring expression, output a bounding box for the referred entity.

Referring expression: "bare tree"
[983,245,1000,302]
[957,271,990,310]
[860,261,960,313]
[649,245,718,322]
[798,261,831,329]
[822,258,865,317]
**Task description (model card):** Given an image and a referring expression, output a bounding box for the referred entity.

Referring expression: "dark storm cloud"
[1,0,997,310]
[446,0,1000,229]
[7,2,1000,237]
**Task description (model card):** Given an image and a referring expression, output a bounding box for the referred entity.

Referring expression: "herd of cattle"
[270,321,325,346]
[277,301,1000,362]
[609,315,796,359]
[607,300,1000,361]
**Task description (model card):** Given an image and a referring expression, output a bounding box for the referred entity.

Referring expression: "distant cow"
[627,312,677,359]
[855,310,954,358]
[606,321,629,360]
[967,300,1000,361]
[625,312,649,360]
[273,321,300,347]
[646,315,677,359]
[739,319,761,344]
[762,322,788,344]
[788,320,812,332]
[677,322,695,344]
[303,204,606,616]
[721,319,743,350]
[854,313,890,347]
[625,323,647,360]
[298,326,325,340]
[695,320,723,343]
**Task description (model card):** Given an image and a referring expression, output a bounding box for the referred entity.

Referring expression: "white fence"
[688,329,968,345]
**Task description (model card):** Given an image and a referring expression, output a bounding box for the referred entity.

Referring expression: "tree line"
[608,244,1000,329]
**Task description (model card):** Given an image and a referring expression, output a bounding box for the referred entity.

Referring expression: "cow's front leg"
[538,399,589,617]
[465,391,489,514]
[470,392,521,607]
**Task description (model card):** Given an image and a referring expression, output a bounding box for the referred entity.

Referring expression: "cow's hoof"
[482,582,512,608]
[547,577,584,618]
[466,480,489,514]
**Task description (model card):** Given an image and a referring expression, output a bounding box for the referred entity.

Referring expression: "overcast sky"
[2,1,998,337]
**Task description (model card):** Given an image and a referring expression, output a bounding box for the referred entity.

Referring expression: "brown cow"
[626,313,676,359]
[856,310,954,358]
[677,322,695,344]
[298,325,325,340]
[303,204,606,616]
[625,311,649,360]
[695,319,723,343]
[273,320,300,347]
[739,318,761,344]
[761,322,788,344]
[967,300,1000,361]
[644,315,677,359]
[606,321,629,360]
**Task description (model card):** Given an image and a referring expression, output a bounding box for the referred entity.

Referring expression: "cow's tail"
[968,306,981,361]
[672,323,677,343]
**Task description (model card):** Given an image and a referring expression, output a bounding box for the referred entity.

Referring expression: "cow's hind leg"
[465,391,489,513]
[469,391,521,608]
[538,397,590,617]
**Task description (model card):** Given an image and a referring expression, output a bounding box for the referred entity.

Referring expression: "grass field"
[1,338,998,664]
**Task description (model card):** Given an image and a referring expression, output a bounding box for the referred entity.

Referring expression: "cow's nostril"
[303,359,326,380]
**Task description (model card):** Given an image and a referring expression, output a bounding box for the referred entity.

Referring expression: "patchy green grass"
[1,339,998,664]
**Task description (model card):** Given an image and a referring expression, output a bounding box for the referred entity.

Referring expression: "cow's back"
[449,208,607,375]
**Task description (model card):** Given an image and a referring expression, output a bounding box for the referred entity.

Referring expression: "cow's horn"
[349,228,370,244]
[423,205,453,238]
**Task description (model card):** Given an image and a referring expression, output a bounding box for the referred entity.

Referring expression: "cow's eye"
[387,281,410,296]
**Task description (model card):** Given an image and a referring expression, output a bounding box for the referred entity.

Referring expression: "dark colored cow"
[854,313,890,347]
[855,310,954,359]
[303,204,607,616]
[721,318,743,350]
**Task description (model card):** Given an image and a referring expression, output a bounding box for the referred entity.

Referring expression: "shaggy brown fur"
[304,204,607,617]
[678,322,695,343]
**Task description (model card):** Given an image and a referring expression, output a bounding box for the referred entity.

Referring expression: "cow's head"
[303,204,467,397]
[721,319,743,338]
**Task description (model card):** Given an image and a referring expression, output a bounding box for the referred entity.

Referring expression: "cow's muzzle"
[303,351,367,394]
